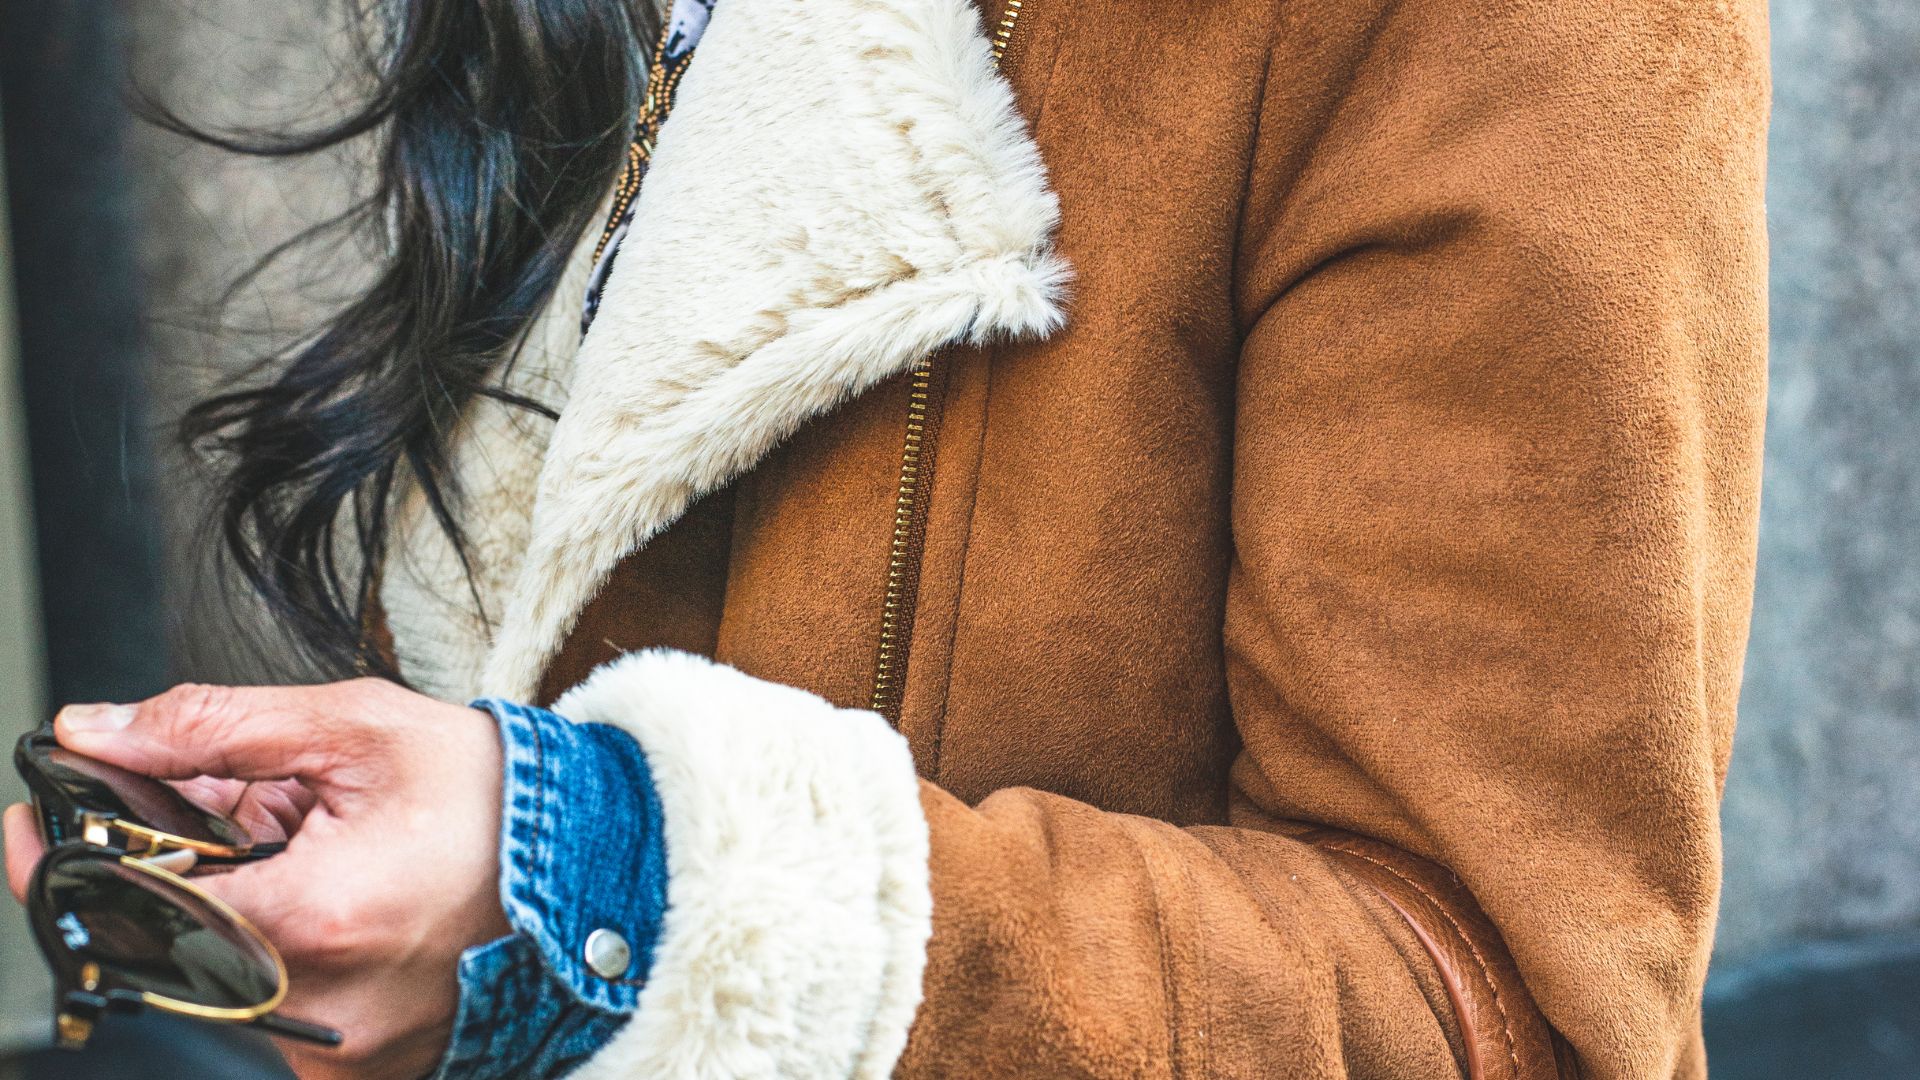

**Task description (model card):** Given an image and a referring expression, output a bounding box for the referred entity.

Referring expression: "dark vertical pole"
[0,0,167,708]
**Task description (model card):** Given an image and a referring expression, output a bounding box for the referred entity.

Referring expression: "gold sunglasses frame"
[75,809,255,861]
[46,849,292,1048]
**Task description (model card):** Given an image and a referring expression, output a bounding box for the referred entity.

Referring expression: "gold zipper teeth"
[993,0,1023,59]
[871,362,935,711]
[871,0,1026,720]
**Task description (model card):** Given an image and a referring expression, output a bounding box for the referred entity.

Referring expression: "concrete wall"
[126,0,363,684]
[0,2,169,712]
[0,104,52,1057]
[1715,0,1920,961]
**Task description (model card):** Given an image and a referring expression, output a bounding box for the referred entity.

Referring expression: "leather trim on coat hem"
[1298,828,1565,1080]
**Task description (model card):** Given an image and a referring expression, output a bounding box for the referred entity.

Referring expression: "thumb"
[191,848,300,930]
[55,684,351,785]
[192,824,369,962]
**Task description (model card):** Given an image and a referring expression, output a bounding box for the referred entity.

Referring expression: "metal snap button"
[584,928,632,980]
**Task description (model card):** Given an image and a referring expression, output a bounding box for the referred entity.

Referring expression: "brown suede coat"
[403,0,1771,1076]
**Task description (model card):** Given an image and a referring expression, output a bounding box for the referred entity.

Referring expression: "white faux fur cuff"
[553,650,933,1080]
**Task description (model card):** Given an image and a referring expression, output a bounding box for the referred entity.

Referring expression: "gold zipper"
[991,0,1026,59]
[869,0,1032,721]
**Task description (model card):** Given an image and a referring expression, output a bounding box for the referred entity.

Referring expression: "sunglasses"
[13,729,341,1050]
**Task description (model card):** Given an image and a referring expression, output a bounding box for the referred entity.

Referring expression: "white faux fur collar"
[382,0,1068,701]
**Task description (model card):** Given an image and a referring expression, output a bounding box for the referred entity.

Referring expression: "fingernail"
[60,703,136,733]
[146,849,199,875]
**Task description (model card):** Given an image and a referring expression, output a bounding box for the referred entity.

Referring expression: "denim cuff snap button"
[583,928,632,980]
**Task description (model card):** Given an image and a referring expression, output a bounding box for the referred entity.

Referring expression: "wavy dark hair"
[165,0,654,678]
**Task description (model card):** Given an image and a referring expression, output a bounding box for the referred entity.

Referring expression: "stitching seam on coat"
[925,352,989,781]
[1127,825,1185,1075]
[1180,852,1210,1077]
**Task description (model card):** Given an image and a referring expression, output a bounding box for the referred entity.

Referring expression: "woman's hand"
[3,679,510,1080]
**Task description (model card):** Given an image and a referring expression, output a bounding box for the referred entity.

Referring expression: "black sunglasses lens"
[33,854,281,1012]
[20,734,251,849]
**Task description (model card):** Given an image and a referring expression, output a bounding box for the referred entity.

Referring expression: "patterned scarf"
[581,0,718,333]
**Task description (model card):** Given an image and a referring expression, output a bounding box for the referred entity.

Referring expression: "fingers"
[54,681,396,786]
[4,803,47,904]
[168,777,316,845]
[170,776,252,816]
[232,779,319,844]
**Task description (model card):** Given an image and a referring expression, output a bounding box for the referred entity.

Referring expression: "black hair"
[166,0,653,677]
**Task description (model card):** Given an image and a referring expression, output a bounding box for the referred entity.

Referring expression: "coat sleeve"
[552,1,1771,1078]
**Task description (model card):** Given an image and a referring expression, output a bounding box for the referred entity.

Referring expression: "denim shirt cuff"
[434,934,624,1080]
[475,697,670,1014]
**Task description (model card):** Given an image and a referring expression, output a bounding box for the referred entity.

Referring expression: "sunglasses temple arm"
[250,1012,344,1047]
[193,841,288,868]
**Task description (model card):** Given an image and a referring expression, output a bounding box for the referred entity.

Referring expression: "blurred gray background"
[0,0,1917,1077]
